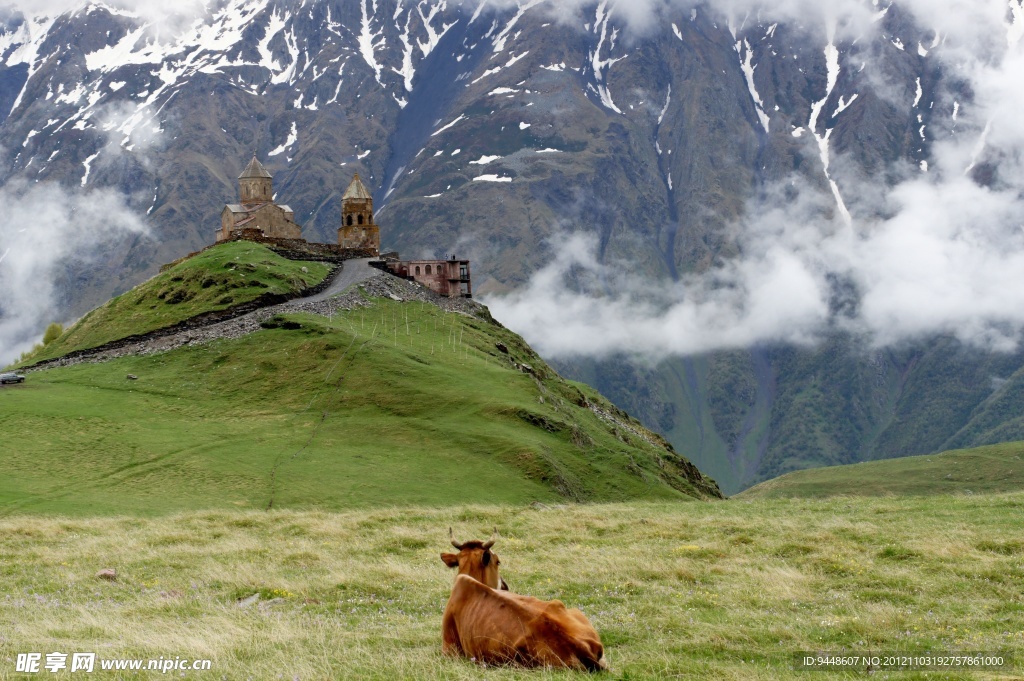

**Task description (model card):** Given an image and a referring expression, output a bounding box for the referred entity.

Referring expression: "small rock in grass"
[126,374,138,380]
[237,593,260,608]
[96,568,117,581]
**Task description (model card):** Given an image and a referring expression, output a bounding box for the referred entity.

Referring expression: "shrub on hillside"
[42,323,63,345]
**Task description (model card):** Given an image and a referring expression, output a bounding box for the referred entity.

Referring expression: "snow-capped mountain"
[3,0,1023,491]
[1,0,948,279]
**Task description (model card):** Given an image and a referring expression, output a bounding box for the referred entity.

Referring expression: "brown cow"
[440,528,608,671]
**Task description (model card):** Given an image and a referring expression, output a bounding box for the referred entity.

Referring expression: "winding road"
[304,258,379,302]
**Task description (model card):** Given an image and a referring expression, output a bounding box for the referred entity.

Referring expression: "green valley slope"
[0,246,720,516]
[738,441,1024,499]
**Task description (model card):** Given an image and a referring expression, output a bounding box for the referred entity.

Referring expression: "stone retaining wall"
[160,233,376,272]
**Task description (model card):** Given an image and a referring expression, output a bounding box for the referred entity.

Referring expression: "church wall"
[250,206,302,240]
[338,224,380,252]
[217,208,237,242]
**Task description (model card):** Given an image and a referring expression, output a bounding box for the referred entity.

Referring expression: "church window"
[415,266,421,275]
[347,215,353,226]
[425,265,432,274]
[358,214,364,225]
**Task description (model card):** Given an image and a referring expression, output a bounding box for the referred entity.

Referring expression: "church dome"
[239,155,273,180]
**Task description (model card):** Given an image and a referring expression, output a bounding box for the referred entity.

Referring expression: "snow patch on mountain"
[268,122,298,157]
[491,0,542,54]
[807,22,851,227]
[394,0,458,92]
[736,39,769,133]
[81,152,99,186]
[359,0,386,85]
[589,1,625,114]
[432,114,465,136]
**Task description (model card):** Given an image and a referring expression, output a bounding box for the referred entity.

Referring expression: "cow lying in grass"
[440,528,608,671]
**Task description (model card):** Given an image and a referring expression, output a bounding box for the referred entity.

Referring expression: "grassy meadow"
[1,497,1022,679]
[23,242,330,364]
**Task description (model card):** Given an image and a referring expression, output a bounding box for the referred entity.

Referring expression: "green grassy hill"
[22,242,331,364]
[2,497,1021,679]
[1,246,719,516]
[737,441,1024,499]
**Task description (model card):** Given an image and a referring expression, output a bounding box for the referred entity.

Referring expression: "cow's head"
[441,527,510,591]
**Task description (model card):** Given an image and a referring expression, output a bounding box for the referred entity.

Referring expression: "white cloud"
[2,0,206,22]
[0,181,149,366]
[488,157,1024,359]
[94,99,167,162]
[488,0,1024,359]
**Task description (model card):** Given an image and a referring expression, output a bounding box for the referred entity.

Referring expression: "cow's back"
[443,575,606,671]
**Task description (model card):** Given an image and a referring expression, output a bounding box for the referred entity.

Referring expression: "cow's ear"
[440,552,460,568]
[481,551,491,567]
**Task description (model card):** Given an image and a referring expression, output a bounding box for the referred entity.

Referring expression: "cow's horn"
[482,527,498,550]
[449,527,464,550]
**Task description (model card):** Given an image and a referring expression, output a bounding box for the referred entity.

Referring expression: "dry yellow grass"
[1,497,1022,679]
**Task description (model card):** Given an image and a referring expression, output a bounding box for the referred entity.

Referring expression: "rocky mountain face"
[2,0,1022,492]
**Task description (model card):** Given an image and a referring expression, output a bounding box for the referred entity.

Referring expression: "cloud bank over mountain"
[0,182,148,365]
[487,0,1024,360]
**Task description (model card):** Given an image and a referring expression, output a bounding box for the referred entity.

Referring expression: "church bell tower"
[239,154,273,205]
[338,173,380,254]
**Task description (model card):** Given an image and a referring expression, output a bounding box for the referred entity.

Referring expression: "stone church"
[217,156,380,254]
[212,156,469,296]
[217,155,301,242]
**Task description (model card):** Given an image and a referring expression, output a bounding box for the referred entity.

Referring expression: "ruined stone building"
[338,173,380,253]
[382,258,472,298]
[217,155,302,242]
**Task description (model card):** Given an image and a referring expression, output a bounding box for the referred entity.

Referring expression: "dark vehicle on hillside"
[0,372,25,384]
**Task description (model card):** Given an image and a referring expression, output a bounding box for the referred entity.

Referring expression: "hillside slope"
[737,441,1024,499]
[23,241,332,364]
[1,250,720,516]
